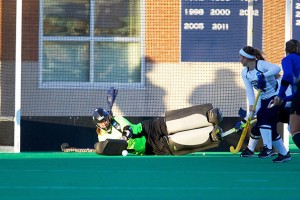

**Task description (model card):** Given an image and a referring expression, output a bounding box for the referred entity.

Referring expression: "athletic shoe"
[272,152,292,163]
[257,146,276,158]
[240,147,255,157]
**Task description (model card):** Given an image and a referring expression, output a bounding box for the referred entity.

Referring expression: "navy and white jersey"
[241,60,281,106]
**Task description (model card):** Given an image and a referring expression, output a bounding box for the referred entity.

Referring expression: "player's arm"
[261,61,281,77]
[115,116,142,140]
[272,58,294,106]
[279,58,294,101]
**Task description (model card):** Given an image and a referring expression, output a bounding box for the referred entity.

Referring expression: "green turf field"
[1,144,300,200]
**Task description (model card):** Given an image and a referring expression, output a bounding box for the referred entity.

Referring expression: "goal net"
[0,0,287,152]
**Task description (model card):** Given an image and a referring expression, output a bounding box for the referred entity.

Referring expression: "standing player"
[238,46,290,162]
[92,104,223,155]
[272,39,300,157]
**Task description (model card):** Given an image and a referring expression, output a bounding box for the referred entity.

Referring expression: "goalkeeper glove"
[234,120,246,132]
[121,125,133,141]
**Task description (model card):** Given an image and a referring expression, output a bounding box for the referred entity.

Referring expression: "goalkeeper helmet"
[92,108,110,129]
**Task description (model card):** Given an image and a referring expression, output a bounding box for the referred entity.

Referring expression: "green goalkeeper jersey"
[97,116,146,155]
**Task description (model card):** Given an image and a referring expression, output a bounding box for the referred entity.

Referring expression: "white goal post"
[0,0,22,153]
[14,0,22,153]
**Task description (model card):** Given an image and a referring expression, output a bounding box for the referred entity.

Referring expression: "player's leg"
[272,130,291,163]
[271,124,289,156]
[165,104,222,134]
[141,118,172,155]
[290,93,300,149]
[291,113,300,149]
[267,101,291,162]
[240,125,260,157]
[167,125,222,155]
[256,98,276,158]
[141,105,223,155]
[278,106,290,124]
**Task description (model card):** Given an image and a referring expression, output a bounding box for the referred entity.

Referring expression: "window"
[39,0,144,88]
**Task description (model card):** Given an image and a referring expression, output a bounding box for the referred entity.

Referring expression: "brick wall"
[145,0,180,63]
[263,0,286,64]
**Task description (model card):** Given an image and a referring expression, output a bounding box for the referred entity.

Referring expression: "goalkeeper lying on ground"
[92,104,223,155]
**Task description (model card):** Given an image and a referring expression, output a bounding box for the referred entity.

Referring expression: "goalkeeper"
[92,104,223,156]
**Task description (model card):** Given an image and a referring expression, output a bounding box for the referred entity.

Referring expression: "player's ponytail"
[253,48,265,60]
[242,46,264,60]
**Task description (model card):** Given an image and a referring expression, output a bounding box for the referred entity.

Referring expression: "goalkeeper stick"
[221,107,256,138]
[229,89,261,154]
[107,87,118,115]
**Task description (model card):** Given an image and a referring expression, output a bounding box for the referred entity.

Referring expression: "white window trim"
[38,0,145,89]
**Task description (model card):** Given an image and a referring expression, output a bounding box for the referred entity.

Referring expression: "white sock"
[247,136,260,152]
[273,137,288,155]
[260,125,272,149]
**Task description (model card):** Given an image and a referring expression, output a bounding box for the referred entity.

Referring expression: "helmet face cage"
[93,108,109,129]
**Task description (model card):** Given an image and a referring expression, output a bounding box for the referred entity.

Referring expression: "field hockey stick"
[229,89,261,154]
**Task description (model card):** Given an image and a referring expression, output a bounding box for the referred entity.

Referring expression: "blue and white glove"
[256,73,266,92]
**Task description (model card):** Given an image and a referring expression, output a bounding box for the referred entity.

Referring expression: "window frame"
[38,0,145,89]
